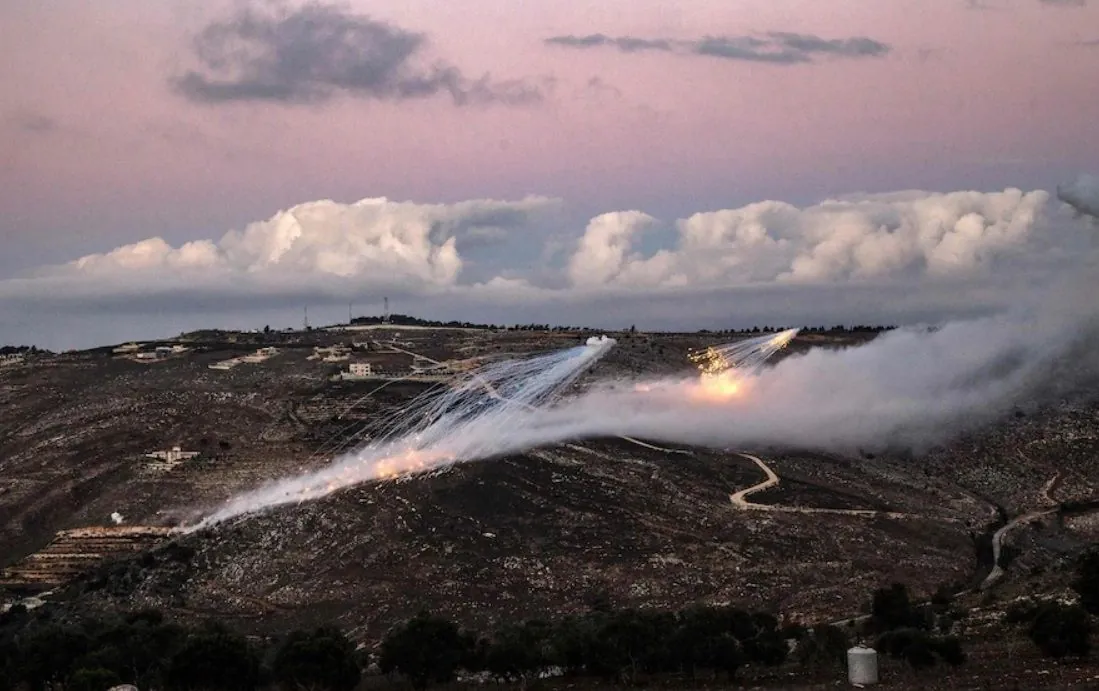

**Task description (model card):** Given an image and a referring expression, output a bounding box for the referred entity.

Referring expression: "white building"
[346,362,373,378]
[146,446,199,463]
[0,353,25,368]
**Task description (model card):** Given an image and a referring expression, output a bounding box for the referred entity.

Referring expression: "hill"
[2,325,1098,688]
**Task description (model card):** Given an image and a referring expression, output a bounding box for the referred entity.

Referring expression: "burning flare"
[687,329,799,401]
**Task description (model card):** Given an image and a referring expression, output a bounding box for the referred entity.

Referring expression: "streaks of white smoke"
[495,269,1099,455]
[186,336,616,529]
[189,263,1099,531]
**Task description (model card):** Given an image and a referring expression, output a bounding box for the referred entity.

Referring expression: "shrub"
[1027,603,1091,658]
[379,613,474,689]
[1073,550,1099,616]
[272,626,361,691]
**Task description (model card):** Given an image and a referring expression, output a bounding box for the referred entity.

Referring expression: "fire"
[691,370,744,402]
[374,448,448,480]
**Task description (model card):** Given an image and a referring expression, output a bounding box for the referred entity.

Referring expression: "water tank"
[847,645,879,685]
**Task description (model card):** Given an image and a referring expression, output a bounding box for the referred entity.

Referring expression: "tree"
[484,621,553,683]
[871,583,923,631]
[273,627,361,691]
[379,613,474,689]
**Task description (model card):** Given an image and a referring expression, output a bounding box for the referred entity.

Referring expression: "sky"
[1,0,1098,350]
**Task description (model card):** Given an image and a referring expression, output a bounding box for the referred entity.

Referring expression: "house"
[349,362,373,377]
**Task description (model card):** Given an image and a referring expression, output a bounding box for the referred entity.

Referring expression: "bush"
[379,612,474,689]
[164,623,261,690]
[934,635,966,666]
[795,625,849,671]
[871,583,926,632]
[68,667,121,691]
[1073,550,1099,616]
[1027,603,1091,658]
[876,628,967,671]
[272,626,361,691]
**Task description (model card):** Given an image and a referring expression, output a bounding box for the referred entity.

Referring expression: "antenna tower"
[383,297,390,324]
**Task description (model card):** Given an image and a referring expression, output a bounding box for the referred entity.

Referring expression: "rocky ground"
[2,325,1098,688]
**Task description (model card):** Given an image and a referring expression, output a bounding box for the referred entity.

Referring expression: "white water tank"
[847,645,879,685]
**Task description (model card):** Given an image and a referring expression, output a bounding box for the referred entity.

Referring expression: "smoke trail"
[186,253,1099,530]
[185,336,616,529]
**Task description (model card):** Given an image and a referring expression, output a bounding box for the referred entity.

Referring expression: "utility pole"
[383,297,390,324]
[303,306,309,331]
[348,301,352,325]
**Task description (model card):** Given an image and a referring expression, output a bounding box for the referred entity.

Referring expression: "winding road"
[979,473,1061,590]
[730,453,917,520]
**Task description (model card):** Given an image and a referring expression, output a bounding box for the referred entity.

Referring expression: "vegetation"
[1002,597,1093,659]
[867,583,967,672]
[0,582,985,689]
[1072,549,1099,615]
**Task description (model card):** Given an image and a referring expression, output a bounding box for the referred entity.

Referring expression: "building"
[112,342,141,354]
[349,362,372,377]
[240,347,279,363]
[144,446,200,473]
[0,353,25,368]
[146,446,199,463]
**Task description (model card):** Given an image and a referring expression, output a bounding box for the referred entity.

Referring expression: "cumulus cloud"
[29,196,557,301]
[174,3,542,105]
[544,32,890,64]
[1057,174,1099,220]
[566,189,1060,289]
[2,184,1097,350]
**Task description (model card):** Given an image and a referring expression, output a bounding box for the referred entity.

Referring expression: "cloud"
[1040,0,1086,6]
[544,32,890,64]
[1057,174,1099,220]
[9,196,557,305]
[173,3,542,105]
[2,183,1097,351]
[566,188,1064,289]
[8,111,58,133]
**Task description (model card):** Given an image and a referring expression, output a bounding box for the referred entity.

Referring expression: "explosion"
[687,329,799,402]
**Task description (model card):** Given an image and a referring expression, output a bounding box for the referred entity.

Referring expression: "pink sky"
[2,0,1098,271]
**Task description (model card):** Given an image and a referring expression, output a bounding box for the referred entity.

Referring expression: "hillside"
[2,326,1098,688]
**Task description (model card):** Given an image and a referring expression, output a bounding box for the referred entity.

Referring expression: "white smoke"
[110,512,124,525]
[187,253,1099,530]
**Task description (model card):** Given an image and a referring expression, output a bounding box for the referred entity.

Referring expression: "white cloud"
[566,188,1056,289]
[567,211,659,287]
[55,196,557,288]
[2,183,1096,347]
